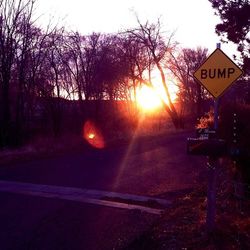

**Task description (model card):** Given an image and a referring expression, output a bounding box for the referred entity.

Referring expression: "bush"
[219,102,250,184]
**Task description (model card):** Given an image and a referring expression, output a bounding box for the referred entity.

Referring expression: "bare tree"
[125,19,183,128]
[169,47,209,117]
[118,33,151,105]
[93,34,130,101]
[0,0,37,146]
[58,32,85,102]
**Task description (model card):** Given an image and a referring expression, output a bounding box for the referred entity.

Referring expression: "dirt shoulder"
[125,184,250,250]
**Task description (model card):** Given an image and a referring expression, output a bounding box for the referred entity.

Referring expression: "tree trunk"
[156,61,182,129]
[0,79,11,147]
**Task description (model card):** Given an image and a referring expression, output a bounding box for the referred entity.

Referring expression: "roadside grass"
[0,120,181,166]
[125,185,250,250]
[0,133,85,165]
[125,158,250,250]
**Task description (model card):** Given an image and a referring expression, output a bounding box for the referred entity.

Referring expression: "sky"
[36,0,238,57]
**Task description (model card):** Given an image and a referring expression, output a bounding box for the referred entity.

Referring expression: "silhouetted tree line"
[0,0,248,148]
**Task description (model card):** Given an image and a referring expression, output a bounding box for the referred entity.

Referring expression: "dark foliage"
[219,101,250,182]
[209,0,250,75]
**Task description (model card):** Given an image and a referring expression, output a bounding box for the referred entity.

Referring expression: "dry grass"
[125,183,250,249]
[0,118,178,166]
[0,133,84,165]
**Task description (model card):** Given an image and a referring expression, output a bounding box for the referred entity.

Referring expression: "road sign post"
[206,44,221,232]
[206,156,217,232]
[192,44,243,232]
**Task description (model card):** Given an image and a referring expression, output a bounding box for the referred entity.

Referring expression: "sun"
[136,85,163,112]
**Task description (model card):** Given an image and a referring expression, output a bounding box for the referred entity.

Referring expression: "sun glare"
[136,85,162,112]
[136,73,179,112]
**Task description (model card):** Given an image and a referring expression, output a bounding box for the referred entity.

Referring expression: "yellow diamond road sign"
[194,48,243,98]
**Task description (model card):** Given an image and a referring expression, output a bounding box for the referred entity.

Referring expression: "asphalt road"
[0,130,206,250]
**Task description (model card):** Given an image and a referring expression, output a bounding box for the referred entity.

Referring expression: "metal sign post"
[206,111,219,231]
[190,43,243,232]
[207,92,220,230]
[206,44,221,232]
[206,155,217,232]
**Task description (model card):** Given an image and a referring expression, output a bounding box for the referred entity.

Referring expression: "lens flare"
[83,120,105,149]
[88,133,95,139]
